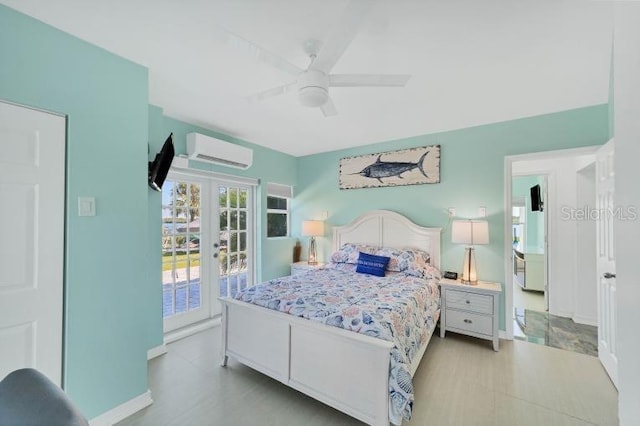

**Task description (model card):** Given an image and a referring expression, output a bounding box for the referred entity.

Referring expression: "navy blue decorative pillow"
[355,252,390,277]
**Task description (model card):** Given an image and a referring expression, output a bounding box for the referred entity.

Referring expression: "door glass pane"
[229,231,238,252]
[229,188,238,208]
[239,252,247,271]
[162,179,202,319]
[239,232,246,251]
[219,187,227,207]
[219,210,228,231]
[230,210,238,230]
[219,185,249,298]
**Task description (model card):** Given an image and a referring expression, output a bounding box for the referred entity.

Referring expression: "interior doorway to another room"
[511,174,548,340]
[505,147,599,356]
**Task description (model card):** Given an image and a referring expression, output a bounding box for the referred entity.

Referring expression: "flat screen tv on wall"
[530,184,543,212]
[148,133,174,191]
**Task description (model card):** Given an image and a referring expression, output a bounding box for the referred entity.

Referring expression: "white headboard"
[332,210,442,270]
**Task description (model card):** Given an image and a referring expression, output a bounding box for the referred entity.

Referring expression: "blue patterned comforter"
[235,263,441,425]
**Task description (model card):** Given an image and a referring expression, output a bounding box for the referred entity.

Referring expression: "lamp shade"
[451,220,489,245]
[302,220,324,237]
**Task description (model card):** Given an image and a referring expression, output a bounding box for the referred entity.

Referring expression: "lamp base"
[307,236,318,265]
[460,247,478,285]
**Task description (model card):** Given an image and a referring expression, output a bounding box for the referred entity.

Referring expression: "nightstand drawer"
[445,289,493,315]
[446,310,493,336]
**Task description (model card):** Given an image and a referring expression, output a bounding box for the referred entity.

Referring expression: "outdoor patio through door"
[162,171,254,332]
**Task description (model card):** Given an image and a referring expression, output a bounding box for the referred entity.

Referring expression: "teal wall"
[0,4,149,418]
[512,175,545,251]
[295,105,610,330]
[146,105,165,351]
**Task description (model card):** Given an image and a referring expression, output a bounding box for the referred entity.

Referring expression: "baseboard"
[499,330,511,340]
[89,390,153,426]
[551,309,573,319]
[147,343,168,360]
[164,316,221,345]
[573,315,597,327]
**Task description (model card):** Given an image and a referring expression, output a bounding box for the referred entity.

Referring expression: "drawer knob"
[466,300,470,304]
[464,319,473,324]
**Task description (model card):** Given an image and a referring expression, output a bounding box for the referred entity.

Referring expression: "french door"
[162,171,253,332]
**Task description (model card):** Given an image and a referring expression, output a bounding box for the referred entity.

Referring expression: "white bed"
[219,210,441,425]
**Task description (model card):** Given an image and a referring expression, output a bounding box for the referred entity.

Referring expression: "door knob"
[603,272,616,279]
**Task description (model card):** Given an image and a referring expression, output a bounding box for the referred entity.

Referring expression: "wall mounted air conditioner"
[186,132,253,170]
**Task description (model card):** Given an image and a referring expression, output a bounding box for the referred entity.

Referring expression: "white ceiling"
[2,0,613,156]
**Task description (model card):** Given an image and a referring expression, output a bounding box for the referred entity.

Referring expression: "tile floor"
[514,308,598,357]
[512,279,598,357]
[117,326,618,426]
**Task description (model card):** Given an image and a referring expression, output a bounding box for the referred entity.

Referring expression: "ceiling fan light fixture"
[299,86,328,107]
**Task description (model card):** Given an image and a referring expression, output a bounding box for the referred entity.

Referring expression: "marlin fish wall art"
[339,145,440,189]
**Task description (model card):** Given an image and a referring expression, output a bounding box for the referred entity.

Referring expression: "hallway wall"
[512,151,596,320]
[574,163,597,325]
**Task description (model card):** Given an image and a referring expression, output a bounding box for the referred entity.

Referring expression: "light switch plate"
[78,197,96,216]
[478,207,486,217]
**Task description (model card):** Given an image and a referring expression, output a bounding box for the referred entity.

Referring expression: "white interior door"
[596,138,617,388]
[0,101,65,385]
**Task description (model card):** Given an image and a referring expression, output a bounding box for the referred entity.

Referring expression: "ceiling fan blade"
[221,30,303,76]
[329,74,411,87]
[321,97,338,117]
[247,81,297,102]
[312,0,375,73]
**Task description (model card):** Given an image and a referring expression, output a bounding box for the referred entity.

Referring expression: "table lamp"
[302,220,324,265]
[451,220,489,285]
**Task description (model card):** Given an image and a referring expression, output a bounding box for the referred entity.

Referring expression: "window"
[267,183,292,238]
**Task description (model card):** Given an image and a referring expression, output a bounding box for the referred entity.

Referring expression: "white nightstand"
[290,261,325,276]
[439,278,502,351]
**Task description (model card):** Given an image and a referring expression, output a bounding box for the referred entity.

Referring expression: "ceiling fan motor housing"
[298,69,329,107]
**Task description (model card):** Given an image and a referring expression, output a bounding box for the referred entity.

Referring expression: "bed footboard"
[220,298,394,426]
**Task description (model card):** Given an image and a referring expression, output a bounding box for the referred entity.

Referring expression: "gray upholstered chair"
[0,368,88,426]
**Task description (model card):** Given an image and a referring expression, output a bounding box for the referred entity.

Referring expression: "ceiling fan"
[224,0,411,117]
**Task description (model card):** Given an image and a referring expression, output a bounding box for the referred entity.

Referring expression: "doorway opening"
[504,147,599,357]
[511,175,548,342]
